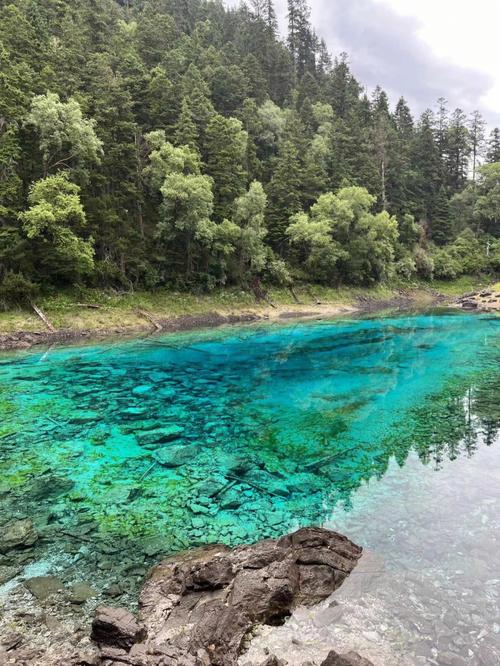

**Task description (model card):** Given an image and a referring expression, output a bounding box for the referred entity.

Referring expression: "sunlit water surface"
[0,310,498,664]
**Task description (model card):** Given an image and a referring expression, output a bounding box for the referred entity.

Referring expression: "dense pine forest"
[1,0,499,305]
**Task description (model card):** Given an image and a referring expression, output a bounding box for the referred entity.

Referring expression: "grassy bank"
[0,276,488,335]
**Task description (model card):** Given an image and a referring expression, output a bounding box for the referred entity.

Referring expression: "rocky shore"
[0,528,373,666]
[455,287,500,312]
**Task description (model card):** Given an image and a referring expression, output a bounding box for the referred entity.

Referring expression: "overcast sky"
[225,0,500,127]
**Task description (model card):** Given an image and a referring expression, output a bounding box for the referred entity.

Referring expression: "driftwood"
[289,285,302,304]
[137,309,162,332]
[304,445,358,471]
[46,416,63,428]
[226,473,284,498]
[129,461,159,501]
[31,303,56,332]
[305,286,322,305]
[210,478,239,499]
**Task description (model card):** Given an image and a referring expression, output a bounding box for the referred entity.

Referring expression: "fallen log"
[31,303,56,332]
[304,444,358,471]
[137,309,162,331]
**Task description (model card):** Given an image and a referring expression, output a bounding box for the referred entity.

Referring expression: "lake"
[0,310,499,664]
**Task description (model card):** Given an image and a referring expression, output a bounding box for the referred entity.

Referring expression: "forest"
[1,0,499,306]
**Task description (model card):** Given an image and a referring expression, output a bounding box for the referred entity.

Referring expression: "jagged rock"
[320,650,373,666]
[91,527,362,665]
[0,518,38,553]
[92,607,146,651]
[24,576,64,600]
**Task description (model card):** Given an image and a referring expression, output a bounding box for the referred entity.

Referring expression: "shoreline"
[0,289,448,352]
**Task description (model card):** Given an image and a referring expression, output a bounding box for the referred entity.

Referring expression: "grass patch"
[0,278,491,336]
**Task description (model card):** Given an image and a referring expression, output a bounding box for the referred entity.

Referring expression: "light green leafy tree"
[288,186,399,284]
[145,130,216,277]
[25,92,103,176]
[214,181,269,283]
[19,173,94,281]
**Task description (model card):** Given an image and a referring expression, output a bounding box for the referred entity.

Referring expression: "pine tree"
[327,53,361,119]
[412,110,441,222]
[430,186,453,246]
[174,98,199,150]
[204,114,248,222]
[469,111,486,184]
[266,140,303,250]
[287,0,315,79]
[446,108,471,194]
[486,128,500,164]
[390,97,415,215]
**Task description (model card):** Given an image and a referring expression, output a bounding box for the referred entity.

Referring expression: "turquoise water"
[0,310,498,555]
[1,309,499,663]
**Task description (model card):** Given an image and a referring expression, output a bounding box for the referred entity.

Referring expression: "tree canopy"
[0,0,498,299]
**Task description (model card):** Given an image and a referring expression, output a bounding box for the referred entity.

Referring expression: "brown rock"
[0,518,38,553]
[92,528,362,665]
[320,650,373,666]
[91,607,146,651]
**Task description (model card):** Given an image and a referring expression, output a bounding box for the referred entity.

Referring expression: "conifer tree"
[469,110,486,184]
[204,114,248,221]
[487,128,500,164]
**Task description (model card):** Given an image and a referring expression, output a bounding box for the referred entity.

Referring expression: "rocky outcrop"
[0,518,38,553]
[92,608,146,651]
[90,527,363,666]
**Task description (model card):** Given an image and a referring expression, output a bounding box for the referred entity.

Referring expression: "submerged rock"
[0,518,38,553]
[27,475,74,501]
[0,564,20,584]
[68,582,98,604]
[137,425,185,448]
[152,443,199,467]
[24,575,64,601]
[90,527,363,665]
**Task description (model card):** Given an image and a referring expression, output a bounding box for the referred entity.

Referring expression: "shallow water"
[0,310,499,662]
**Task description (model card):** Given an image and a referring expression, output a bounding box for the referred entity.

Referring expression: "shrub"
[0,271,39,309]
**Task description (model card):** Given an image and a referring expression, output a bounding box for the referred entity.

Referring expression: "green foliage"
[0,0,495,300]
[18,173,94,282]
[287,186,399,285]
[432,229,489,280]
[0,271,39,309]
[25,93,103,176]
[145,131,216,278]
